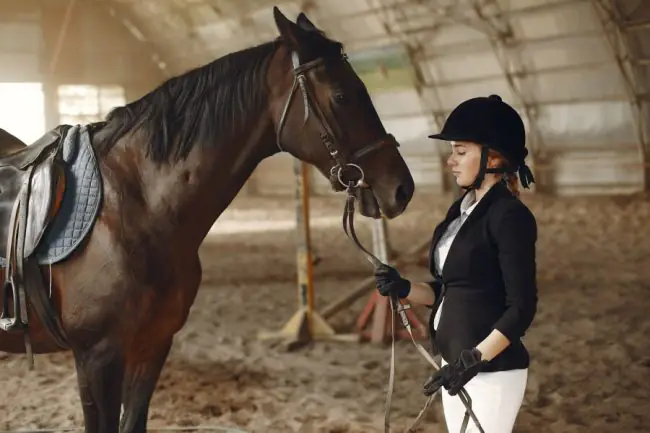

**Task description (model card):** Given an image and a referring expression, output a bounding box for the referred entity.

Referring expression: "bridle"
[276,49,484,433]
[275,50,398,193]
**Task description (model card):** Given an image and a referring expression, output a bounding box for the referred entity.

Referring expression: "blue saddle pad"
[0,124,103,267]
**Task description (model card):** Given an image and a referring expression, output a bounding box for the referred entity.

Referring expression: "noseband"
[275,51,399,192]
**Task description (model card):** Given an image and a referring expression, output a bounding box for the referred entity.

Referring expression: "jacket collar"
[459,180,512,222]
[429,181,513,279]
[447,182,512,221]
[431,181,512,252]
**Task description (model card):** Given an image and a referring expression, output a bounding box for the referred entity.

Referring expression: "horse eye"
[333,91,345,103]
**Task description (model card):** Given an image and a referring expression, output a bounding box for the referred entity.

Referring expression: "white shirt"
[433,190,479,276]
[433,190,478,330]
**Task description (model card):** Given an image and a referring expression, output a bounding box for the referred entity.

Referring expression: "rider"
[375,94,538,433]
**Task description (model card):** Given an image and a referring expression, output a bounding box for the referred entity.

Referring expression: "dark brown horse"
[0,7,414,433]
[0,128,27,156]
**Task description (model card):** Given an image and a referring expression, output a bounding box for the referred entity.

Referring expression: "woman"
[375,94,538,433]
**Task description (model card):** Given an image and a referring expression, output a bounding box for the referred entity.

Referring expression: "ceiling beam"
[623,19,650,31]
[101,1,173,78]
[592,0,650,190]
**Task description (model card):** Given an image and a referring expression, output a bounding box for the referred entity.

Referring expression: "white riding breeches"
[433,300,528,433]
[440,360,528,433]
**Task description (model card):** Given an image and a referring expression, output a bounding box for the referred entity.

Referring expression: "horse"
[0,128,27,157]
[0,7,415,433]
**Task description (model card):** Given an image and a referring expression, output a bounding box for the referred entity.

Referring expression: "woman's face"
[446,141,483,187]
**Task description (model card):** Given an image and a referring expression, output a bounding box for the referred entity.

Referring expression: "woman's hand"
[423,348,487,396]
[374,264,411,299]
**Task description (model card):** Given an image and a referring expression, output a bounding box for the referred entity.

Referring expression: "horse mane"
[97,40,281,163]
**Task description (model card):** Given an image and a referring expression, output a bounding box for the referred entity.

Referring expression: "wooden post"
[258,160,357,349]
[355,217,428,343]
[368,219,389,343]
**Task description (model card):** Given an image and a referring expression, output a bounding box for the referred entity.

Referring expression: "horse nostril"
[395,182,413,204]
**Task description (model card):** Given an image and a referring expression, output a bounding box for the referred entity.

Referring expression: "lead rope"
[340,183,484,433]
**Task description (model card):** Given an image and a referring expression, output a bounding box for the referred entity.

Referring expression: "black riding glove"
[374,264,410,299]
[423,348,487,396]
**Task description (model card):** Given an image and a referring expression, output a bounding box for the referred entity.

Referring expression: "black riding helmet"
[428,94,535,190]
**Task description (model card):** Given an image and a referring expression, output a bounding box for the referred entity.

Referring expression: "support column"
[41,81,60,130]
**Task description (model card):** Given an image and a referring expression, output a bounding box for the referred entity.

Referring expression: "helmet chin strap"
[462,145,514,190]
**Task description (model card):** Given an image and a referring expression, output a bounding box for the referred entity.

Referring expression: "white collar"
[460,189,479,216]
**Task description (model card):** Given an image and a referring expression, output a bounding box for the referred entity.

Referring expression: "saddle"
[0,125,72,363]
[0,128,28,158]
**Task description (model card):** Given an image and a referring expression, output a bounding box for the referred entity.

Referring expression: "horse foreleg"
[119,338,173,433]
[73,340,125,433]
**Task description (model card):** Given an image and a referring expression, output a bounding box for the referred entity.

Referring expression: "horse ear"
[273,6,308,49]
[296,12,320,33]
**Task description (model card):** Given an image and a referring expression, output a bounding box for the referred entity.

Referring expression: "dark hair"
[97,40,281,163]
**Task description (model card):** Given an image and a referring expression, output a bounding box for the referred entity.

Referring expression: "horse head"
[270,7,415,219]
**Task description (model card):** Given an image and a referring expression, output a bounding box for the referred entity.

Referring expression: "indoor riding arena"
[0,1,649,432]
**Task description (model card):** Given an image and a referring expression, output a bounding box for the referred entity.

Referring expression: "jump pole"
[319,236,431,320]
[258,159,358,349]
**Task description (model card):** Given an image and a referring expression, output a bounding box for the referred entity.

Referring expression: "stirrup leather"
[0,174,31,331]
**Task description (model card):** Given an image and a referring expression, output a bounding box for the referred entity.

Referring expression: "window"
[58,85,126,125]
[0,82,46,144]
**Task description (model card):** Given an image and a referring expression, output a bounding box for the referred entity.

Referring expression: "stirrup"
[0,316,27,332]
[0,281,27,332]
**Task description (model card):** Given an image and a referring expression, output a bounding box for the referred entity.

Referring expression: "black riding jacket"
[427,181,538,372]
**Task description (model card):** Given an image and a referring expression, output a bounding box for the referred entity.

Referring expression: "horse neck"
[97,42,294,249]
[192,121,280,242]
[134,121,278,247]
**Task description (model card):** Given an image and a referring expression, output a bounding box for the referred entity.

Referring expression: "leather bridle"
[275,49,484,433]
[275,50,398,192]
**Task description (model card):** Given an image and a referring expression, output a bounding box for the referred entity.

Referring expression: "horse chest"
[130,255,202,335]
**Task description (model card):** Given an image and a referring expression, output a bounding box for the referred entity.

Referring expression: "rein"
[342,185,485,433]
[275,47,484,433]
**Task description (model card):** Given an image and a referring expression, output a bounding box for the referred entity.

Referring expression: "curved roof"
[110,0,650,194]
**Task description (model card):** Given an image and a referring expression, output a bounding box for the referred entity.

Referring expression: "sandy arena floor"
[1,186,649,432]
